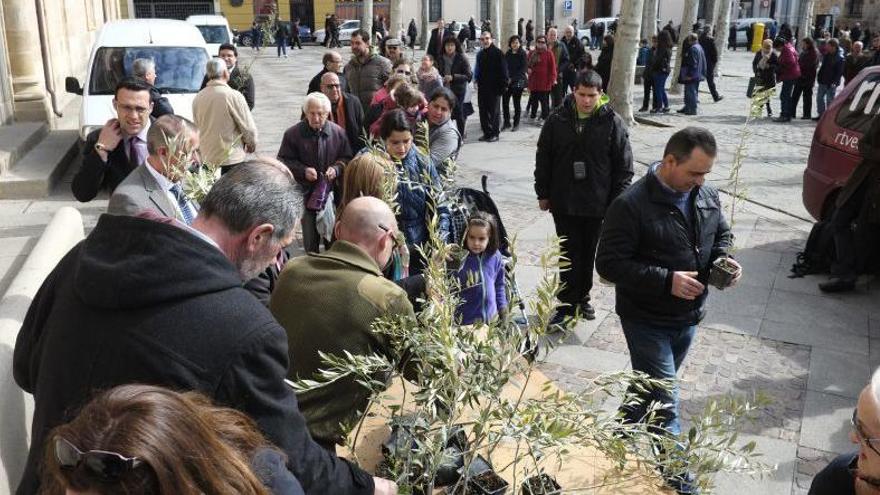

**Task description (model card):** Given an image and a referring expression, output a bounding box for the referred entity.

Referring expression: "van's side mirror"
[65,77,82,95]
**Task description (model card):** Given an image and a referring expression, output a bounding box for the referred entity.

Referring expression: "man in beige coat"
[193,58,258,173]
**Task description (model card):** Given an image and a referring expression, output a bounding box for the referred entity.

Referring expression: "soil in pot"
[521,473,561,495]
[709,257,738,289]
[470,470,509,495]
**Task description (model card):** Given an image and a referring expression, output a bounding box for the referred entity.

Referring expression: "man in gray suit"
[108,114,200,224]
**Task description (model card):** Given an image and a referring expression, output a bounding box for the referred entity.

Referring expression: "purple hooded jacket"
[777,42,802,82]
[456,250,508,325]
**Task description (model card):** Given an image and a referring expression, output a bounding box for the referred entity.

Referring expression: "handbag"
[746,77,757,98]
[305,173,331,212]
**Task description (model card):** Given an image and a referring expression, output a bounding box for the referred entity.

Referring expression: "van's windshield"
[196,25,230,44]
[88,46,209,95]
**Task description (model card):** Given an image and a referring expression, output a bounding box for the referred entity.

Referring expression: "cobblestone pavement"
[1,44,878,495]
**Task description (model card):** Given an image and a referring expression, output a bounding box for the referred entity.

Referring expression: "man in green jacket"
[270,196,414,451]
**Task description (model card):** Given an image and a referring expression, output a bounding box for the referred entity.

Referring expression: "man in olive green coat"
[270,196,414,451]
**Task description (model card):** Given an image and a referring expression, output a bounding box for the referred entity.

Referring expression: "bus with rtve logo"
[803,65,880,220]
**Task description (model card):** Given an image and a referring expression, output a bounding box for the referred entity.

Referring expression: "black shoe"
[773,117,791,122]
[676,108,687,113]
[812,116,821,121]
[801,115,812,120]
[661,107,670,113]
[511,124,519,132]
[638,106,648,112]
[501,122,511,130]
[713,95,724,102]
[650,108,659,114]
[487,135,499,142]
[547,310,574,332]
[682,110,697,116]
[478,135,489,142]
[580,302,596,320]
[819,277,856,293]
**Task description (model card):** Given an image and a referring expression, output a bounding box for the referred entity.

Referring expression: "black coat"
[330,91,367,153]
[753,51,779,88]
[596,169,733,326]
[436,51,473,100]
[595,45,614,90]
[148,85,174,119]
[562,35,586,85]
[534,98,633,217]
[307,68,349,95]
[475,43,508,94]
[12,215,374,495]
[469,19,477,41]
[650,46,672,74]
[72,125,147,202]
[699,34,719,67]
[427,27,450,59]
[504,48,528,85]
[201,66,255,109]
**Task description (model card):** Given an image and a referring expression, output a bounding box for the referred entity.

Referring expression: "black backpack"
[790,220,836,277]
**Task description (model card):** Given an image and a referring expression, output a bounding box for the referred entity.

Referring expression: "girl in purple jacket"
[456,213,508,325]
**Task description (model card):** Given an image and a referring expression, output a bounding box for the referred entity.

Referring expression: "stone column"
[502,0,518,48]
[490,0,500,42]
[389,0,402,42]
[362,0,373,44]
[3,0,50,122]
[536,0,545,37]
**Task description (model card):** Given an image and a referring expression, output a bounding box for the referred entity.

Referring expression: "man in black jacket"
[547,27,571,108]
[72,77,153,202]
[534,70,633,324]
[14,161,396,495]
[131,58,173,118]
[201,43,256,110]
[699,27,723,102]
[427,18,449,60]
[596,127,741,494]
[562,25,585,90]
[474,30,508,142]
[308,51,349,94]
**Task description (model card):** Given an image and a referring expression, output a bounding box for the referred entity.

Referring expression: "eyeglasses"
[115,103,150,115]
[378,223,402,249]
[852,409,880,458]
[323,84,341,89]
[54,436,143,480]
[388,46,400,50]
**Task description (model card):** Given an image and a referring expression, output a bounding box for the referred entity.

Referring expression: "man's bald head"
[335,197,398,268]
[320,72,342,103]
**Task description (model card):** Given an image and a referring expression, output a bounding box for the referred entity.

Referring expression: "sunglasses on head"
[55,436,143,480]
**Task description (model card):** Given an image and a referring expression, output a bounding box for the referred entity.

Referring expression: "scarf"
[331,94,347,130]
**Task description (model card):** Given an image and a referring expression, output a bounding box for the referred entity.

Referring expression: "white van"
[65,19,210,141]
[578,17,618,44]
[186,14,234,56]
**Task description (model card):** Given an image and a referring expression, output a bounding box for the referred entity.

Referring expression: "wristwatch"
[94,142,109,153]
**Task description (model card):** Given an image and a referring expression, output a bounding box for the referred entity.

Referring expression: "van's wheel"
[239,33,253,47]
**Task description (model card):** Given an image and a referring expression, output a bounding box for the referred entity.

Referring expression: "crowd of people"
[11,11,880,495]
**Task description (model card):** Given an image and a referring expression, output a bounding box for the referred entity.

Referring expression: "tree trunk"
[669,0,698,95]
[713,0,733,76]
[502,0,518,51]
[363,0,373,43]
[798,0,816,42]
[490,0,501,44]
[389,0,402,42]
[641,0,658,40]
[535,0,545,38]
[607,0,644,126]
[419,0,429,48]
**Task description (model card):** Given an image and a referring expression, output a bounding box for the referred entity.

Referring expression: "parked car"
[186,15,233,57]
[314,19,361,45]
[236,21,312,46]
[803,65,880,220]
[577,17,618,45]
[448,20,480,40]
[732,17,778,48]
[65,19,209,141]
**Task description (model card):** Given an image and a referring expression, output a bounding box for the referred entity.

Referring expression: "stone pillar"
[362,0,373,44]
[389,0,402,42]
[4,0,50,122]
[0,2,16,124]
[536,0,545,37]
[502,0,517,49]
[490,0,500,43]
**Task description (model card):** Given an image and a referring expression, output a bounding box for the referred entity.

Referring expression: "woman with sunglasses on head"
[809,366,880,495]
[42,384,304,495]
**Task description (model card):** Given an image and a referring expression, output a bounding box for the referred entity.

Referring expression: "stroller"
[451,175,534,358]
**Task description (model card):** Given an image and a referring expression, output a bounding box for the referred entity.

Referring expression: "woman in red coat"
[527,34,557,122]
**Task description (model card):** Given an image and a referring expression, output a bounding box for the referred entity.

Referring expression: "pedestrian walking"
[291,18,303,49]
[275,19,289,58]
[651,31,673,113]
[752,39,779,117]
[678,33,706,115]
[815,38,844,119]
[408,18,418,49]
[468,17,478,51]
[775,36,802,122]
[323,14,332,47]
[699,27,723,102]
[251,21,262,51]
[527,34,556,123]
[638,37,655,112]
[729,22,737,51]
[792,37,820,119]
[329,15,341,48]
[596,127,741,495]
[595,34,614,92]
[536,70,633,326]
[525,19,535,49]
[562,25,585,91]
[547,28,571,108]
[474,30,508,142]
[503,35,527,131]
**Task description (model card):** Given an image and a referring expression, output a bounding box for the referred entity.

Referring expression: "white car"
[314,19,361,45]
[186,14,234,57]
[65,19,210,141]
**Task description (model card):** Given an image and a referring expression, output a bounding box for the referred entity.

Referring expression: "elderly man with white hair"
[809,367,880,494]
[277,91,352,253]
[192,58,258,174]
[132,58,174,118]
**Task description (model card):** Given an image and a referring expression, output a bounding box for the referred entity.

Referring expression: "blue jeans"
[277,36,287,56]
[816,83,836,116]
[619,319,696,436]
[684,81,699,113]
[652,73,669,109]
[779,79,796,118]
[591,35,599,49]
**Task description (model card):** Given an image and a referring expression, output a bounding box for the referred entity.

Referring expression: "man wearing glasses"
[809,368,880,494]
[384,37,405,64]
[72,77,154,202]
[270,196,415,452]
[321,72,366,153]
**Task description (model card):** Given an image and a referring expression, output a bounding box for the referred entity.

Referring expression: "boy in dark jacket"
[534,70,634,325]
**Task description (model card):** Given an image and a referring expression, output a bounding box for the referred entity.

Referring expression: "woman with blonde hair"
[42,384,304,495]
[340,152,391,212]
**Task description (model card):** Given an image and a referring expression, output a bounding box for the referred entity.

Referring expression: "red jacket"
[777,42,802,82]
[527,48,557,92]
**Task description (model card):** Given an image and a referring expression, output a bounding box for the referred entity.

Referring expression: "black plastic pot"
[445,454,509,495]
[383,419,468,487]
[520,473,561,495]
[708,257,738,289]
